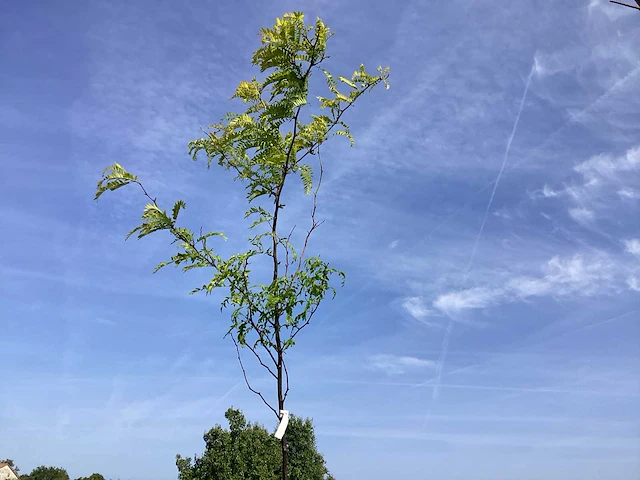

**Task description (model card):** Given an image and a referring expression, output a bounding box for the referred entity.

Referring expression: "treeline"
[1,461,105,480]
[4,407,334,480]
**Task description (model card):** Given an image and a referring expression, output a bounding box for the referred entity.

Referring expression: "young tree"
[95,11,388,479]
[176,407,335,480]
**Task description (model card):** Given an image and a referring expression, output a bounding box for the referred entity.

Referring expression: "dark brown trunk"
[281,433,288,480]
[273,139,291,480]
[276,338,287,480]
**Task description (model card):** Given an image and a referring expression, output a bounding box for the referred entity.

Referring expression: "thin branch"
[134,180,158,206]
[238,258,269,318]
[198,124,211,138]
[246,340,278,379]
[295,148,325,273]
[236,259,279,369]
[283,357,290,403]
[246,314,278,365]
[610,0,640,10]
[290,301,321,341]
[131,180,221,269]
[232,336,278,417]
[283,225,296,276]
[245,316,279,367]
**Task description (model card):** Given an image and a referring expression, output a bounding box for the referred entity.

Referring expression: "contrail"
[326,379,640,398]
[428,60,536,417]
[416,308,640,392]
[504,63,640,175]
[430,320,454,402]
[321,62,639,330]
[321,62,638,416]
[318,64,640,330]
[466,62,536,275]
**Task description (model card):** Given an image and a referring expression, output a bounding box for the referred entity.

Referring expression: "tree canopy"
[75,474,106,480]
[20,466,70,480]
[176,407,335,480]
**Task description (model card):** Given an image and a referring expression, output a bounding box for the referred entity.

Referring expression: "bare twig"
[232,336,278,417]
[283,225,296,276]
[134,180,158,206]
[296,148,325,273]
[283,358,290,402]
[246,340,278,379]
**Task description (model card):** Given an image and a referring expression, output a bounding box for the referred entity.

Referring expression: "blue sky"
[1,0,640,479]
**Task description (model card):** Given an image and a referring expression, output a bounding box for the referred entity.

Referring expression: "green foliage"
[94,163,139,200]
[75,474,105,480]
[21,466,70,480]
[176,407,334,480]
[94,10,387,427]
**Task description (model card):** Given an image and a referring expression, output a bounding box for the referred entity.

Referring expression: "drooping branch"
[232,335,278,417]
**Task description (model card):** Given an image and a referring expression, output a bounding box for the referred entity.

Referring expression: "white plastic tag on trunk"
[274,409,289,440]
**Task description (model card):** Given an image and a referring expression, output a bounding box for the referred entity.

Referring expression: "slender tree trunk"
[281,433,288,480]
[276,329,287,480]
[272,168,288,480]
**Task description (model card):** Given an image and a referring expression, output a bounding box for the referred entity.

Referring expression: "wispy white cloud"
[433,288,503,316]
[627,277,640,292]
[401,296,435,321]
[542,184,560,198]
[492,208,512,220]
[588,0,638,21]
[537,146,640,224]
[511,254,614,297]
[575,147,640,182]
[369,354,435,375]
[94,317,117,327]
[427,252,635,316]
[618,187,640,199]
[623,238,640,256]
[568,207,595,224]
[528,184,562,200]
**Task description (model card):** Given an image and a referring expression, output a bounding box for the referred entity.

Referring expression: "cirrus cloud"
[369,354,436,375]
[425,251,636,318]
